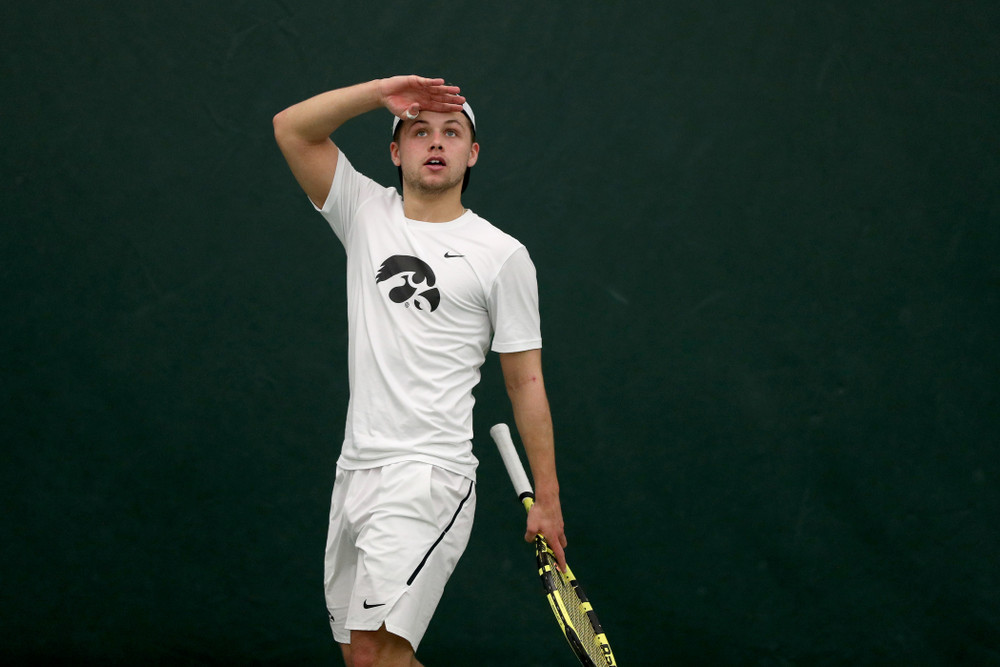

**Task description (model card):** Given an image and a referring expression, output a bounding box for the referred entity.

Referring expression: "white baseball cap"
[392,101,477,137]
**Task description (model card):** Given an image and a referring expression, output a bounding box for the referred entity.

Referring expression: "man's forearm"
[510,386,559,502]
[502,350,567,567]
[501,350,560,501]
[273,79,384,146]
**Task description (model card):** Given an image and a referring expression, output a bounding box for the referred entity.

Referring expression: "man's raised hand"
[378,75,465,121]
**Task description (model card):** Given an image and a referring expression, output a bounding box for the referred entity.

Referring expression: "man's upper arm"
[273,115,340,208]
[499,349,543,393]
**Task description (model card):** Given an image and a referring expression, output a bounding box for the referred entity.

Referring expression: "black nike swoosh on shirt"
[444,251,465,258]
[363,600,386,609]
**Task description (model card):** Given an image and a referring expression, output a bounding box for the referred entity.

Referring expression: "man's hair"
[392,109,477,193]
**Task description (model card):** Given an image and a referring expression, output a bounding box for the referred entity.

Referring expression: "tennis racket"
[490,423,618,666]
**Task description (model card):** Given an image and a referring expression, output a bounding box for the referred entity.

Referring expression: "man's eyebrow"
[411,119,464,126]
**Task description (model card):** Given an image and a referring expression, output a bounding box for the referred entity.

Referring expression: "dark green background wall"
[3,1,997,664]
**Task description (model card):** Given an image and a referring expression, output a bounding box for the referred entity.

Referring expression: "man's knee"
[347,626,414,667]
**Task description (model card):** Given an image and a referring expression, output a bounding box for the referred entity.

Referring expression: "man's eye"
[446,130,457,137]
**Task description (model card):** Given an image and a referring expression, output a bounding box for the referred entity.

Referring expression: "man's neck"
[401,187,466,223]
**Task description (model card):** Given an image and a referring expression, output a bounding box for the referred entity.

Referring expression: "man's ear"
[390,141,401,167]
[467,142,480,168]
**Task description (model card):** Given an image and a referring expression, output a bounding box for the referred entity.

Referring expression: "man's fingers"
[391,77,464,115]
[524,530,569,573]
[550,538,568,573]
[411,76,460,98]
[426,90,465,111]
[429,84,462,97]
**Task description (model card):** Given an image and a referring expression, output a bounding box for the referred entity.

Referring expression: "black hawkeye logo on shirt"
[375,255,441,312]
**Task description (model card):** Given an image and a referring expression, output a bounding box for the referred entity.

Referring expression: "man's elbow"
[272,109,292,145]
[504,370,550,408]
[504,372,542,396]
[500,349,545,396]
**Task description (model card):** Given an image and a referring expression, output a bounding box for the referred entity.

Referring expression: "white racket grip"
[490,423,534,498]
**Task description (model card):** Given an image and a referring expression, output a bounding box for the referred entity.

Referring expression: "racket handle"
[490,423,534,501]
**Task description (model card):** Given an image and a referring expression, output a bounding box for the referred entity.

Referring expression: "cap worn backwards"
[392,101,477,137]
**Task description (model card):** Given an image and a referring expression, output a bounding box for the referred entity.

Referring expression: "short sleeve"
[313,151,389,248]
[489,246,542,353]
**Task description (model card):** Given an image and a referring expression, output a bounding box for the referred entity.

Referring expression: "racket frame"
[490,423,618,667]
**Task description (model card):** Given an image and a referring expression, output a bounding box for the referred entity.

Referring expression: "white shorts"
[324,461,476,652]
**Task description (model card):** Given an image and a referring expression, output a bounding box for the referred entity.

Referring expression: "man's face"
[390,111,478,195]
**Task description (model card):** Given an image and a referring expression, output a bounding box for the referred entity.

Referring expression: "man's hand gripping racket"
[491,423,618,667]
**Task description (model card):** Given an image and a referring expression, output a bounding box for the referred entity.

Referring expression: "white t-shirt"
[315,152,542,480]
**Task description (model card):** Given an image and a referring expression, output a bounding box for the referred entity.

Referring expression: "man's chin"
[406,175,463,195]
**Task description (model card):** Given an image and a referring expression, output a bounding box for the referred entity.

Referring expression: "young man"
[273,75,567,667]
